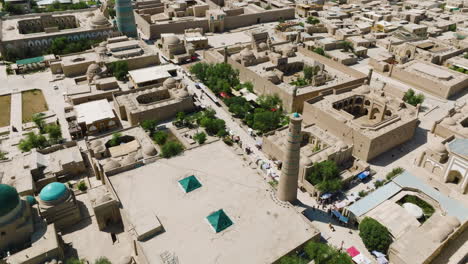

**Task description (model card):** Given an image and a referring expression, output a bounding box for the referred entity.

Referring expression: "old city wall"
[390,66,450,98]
[366,119,418,161]
[127,98,195,125]
[223,8,295,30]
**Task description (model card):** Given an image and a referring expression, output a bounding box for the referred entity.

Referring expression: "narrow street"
[182,75,281,179]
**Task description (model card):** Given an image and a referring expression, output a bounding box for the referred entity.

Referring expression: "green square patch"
[206,209,233,233]
[178,175,202,193]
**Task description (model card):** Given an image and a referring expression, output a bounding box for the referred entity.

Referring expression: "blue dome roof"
[0,184,20,217]
[26,195,37,205]
[39,182,68,202]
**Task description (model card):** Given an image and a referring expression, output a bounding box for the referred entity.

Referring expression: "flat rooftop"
[110,141,317,264]
[1,9,110,42]
[399,60,468,85]
[75,99,115,124]
[128,64,178,84]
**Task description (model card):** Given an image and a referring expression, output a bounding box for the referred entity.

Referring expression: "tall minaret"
[115,0,137,38]
[277,112,303,202]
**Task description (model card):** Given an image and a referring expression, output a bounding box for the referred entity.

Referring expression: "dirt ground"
[22,89,48,123]
[0,94,11,127]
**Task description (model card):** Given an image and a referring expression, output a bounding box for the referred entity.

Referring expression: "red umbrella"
[347,246,360,258]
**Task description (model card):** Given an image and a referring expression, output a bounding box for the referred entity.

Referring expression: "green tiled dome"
[0,184,20,217]
[39,182,68,202]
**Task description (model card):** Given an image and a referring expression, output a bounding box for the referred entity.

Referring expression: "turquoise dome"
[39,182,68,202]
[0,184,20,217]
[26,195,37,205]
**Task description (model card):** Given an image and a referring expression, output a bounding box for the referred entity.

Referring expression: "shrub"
[0,151,8,160]
[109,132,122,147]
[306,16,320,25]
[161,141,184,158]
[108,61,129,81]
[358,190,368,197]
[403,89,424,106]
[193,132,207,144]
[141,120,157,133]
[359,217,393,253]
[18,132,48,152]
[94,257,112,264]
[374,180,384,189]
[313,47,325,56]
[278,256,308,264]
[153,131,168,145]
[223,137,233,146]
[77,181,88,192]
[46,124,62,144]
[386,167,404,180]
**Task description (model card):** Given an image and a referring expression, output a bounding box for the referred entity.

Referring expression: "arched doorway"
[447,170,463,184]
[370,108,380,120]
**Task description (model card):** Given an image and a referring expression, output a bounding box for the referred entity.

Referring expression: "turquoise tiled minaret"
[115,0,137,38]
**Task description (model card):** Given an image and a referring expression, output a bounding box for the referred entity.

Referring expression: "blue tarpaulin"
[339,215,349,224]
[332,210,341,218]
[357,171,370,180]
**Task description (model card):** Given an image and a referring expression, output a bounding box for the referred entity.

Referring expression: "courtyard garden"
[305,160,344,193]
[0,95,11,127]
[190,62,288,134]
[21,89,48,123]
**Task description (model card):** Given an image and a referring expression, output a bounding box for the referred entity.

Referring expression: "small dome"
[430,141,447,154]
[0,184,20,217]
[91,14,110,27]
[319,152,328,161]
[358,85,371,94]
[311,155,321,163]
[103,159,121,171]
[165,35,181,45]
[301,158,313,166]
[26,195,37,206]
[442,117,456,126]
[446,215,461,228]
[87,63,102,77]
[240,48,254,58]
[163,78,177,89]
[178,89,190,99]
[121,155,136,166]
[258,42,267,50]
[143,145,157,157]
[94,145,106,153]
[118,256,133,264]
[337,141,347,150]
[39,182,68,202]
[91,140,103,148]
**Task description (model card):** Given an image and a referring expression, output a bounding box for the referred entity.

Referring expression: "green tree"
[161,141,184,158]
[224,96,251,118]
[32,113,46,134]
[46,124,62,144]
[65,258,85,264]
[403,89,424,106]
[190,63,240,94]
[313,47,325,56]
[108,61,129,81]
[342,41,354,52]
[359,217,393,253]
[141,120,157,133]
[252,110,281,133]
[200,117,226,136]
[278,256,308,264]
[3,2,25,14]
[193,132,207,144]
[18,132,48,152]
[302,66,316,83]
[448,24,457,32]
[307,16,320,25]
[77,181,88,191]
[0,151,8,160]
[256,94,282,110]
[109,132,122,147]
[306,160,342,193]
[94,257,112,264]
[153,131,168,145]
